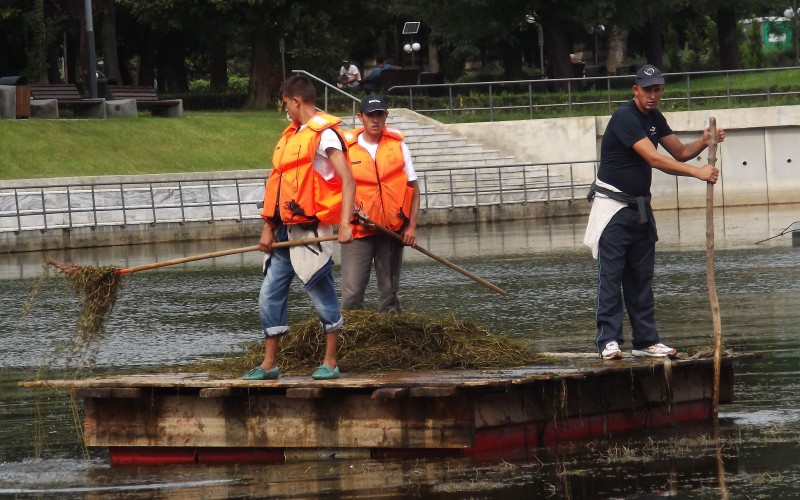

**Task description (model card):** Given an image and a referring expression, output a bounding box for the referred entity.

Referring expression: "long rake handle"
[117,235,339,274]
[705,118,723,421]
[355,214,508,296]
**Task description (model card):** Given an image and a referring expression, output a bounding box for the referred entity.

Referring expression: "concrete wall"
[3,199,590,254]
[440,105,800,209]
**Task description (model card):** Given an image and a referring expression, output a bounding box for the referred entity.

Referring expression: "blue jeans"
[259,246,343,337]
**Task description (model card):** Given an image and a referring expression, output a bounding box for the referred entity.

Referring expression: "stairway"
[341,109,570,207]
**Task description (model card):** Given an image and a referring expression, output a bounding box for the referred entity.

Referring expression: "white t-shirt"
[357,134,417,181]
[339,65,361,83]
[295,126,342,181]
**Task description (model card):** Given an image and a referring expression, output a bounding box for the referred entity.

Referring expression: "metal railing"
[383,66,800,122]
[0,177,266,233]
[291,70,361,128]
[1,161,598,233]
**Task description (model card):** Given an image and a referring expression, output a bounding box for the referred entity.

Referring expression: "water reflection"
[1,204,799,498]
[4,202,799,281]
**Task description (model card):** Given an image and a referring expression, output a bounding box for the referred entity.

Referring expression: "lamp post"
[279,37,286,82]
[525,14,544,78]
[403,42,421,66]
[588,24,605,67]
[83,0,98,97]
[402,21,421,67]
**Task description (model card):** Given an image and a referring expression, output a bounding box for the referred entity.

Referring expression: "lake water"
[1,204,799,498]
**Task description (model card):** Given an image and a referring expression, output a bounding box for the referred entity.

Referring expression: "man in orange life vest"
[243,75,355,381]
[341,95,420,313]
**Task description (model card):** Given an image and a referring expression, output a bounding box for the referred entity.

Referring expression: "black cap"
[360,95,388,114]
[635,64,665,87]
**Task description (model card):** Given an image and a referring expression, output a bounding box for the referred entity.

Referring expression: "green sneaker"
[242,366,279,380]
[311,365,340,380]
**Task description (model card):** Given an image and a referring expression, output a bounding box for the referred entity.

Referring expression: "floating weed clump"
[44,257,124,347]
[200,310,544,377]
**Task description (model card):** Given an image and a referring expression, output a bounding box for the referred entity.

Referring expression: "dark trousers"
[595,206,660,352]
[340,233,404,312]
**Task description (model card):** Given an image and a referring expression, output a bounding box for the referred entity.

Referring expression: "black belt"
[587,182,659,242]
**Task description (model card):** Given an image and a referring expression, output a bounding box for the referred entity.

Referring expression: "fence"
[382,66,800,122]
[0,161,598,234]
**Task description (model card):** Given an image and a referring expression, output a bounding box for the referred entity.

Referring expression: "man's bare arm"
[632,138,719,183]
[327,148,355,243]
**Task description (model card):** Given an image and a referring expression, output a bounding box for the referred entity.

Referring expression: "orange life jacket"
[261,113,347,227]
[344,126,414,238]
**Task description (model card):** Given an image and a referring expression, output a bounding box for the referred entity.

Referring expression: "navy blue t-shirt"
[598,99,673,197]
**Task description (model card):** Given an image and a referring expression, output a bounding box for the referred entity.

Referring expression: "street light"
[83,0,98,97]
[403,42,421,66]
[588,24,605,67]
[402,22,421,67]
[525,14,544,78]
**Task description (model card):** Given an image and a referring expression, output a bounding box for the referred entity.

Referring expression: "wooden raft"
[20,353,756,465]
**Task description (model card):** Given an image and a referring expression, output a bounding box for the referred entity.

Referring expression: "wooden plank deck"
[20,353,758,465]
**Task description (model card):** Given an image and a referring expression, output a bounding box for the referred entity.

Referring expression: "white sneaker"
[631,343,677,358]
[601,341,624,360]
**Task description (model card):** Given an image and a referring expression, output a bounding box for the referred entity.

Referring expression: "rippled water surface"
[2,204,799,498]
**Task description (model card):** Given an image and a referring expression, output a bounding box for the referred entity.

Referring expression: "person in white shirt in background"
[337,59,361,90]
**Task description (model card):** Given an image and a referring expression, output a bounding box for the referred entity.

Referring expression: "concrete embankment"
[2,195,589,254]
[4,104,800,253]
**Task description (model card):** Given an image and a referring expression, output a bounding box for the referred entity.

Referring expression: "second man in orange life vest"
[243,75,355,381]
[341,95,420,313]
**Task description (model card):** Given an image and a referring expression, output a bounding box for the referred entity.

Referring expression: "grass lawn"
[3,68,799,182]
[0,110,288,180]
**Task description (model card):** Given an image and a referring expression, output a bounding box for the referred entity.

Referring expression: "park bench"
[107,85,183,117]
[29,83,106,119]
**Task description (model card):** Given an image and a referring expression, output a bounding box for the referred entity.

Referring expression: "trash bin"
[0,76,30,119]
[419,72,445,97]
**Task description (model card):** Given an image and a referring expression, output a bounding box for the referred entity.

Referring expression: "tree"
[99,0,123,82]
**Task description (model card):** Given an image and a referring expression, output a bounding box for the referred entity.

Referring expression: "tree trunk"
[137,34,156,87]
[502,43,524,80]
[427,41,440,74]
[605,25,628,75]
[717,6,742,70]
[100,0,123,83]
[643,19,664,69]
[543,24,572,81]
[27,0,48,83]
[46,39,62,83]
[79,21,87,91]
[243,27,273,109]
[209,38,228,92]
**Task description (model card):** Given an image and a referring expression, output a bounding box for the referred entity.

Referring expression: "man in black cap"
[337,59,361,90]
[584,64,725,360]
[340,94,420,312]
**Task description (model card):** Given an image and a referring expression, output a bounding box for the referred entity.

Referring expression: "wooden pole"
[706,117,723,421]
[117,235,339,274]
[355,214,508,296]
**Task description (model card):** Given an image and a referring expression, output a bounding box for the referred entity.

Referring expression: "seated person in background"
[361,55,400,92]
[337,59,361,89]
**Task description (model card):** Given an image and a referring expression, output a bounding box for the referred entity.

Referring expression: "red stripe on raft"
[470,400,711,452]
[106,401,712,465]
[108,447,285,465]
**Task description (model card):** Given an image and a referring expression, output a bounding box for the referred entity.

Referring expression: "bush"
[188,79,210,93]
[229,75,249,93]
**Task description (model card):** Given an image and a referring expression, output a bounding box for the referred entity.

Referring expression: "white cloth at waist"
[583,179,626,259]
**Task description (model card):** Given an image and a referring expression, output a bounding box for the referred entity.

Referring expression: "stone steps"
[339,109,565,196]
